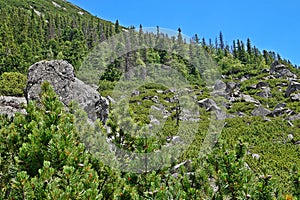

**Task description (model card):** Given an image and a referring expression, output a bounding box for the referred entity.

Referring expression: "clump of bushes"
[0,72,27,96]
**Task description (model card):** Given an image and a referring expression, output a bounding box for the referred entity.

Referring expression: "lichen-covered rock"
[0,96,27,118]
[25,60,109,123]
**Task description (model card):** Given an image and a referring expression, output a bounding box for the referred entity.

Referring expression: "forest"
[0,0,299,199]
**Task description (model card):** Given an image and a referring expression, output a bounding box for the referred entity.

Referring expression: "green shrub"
[0,72,27,96]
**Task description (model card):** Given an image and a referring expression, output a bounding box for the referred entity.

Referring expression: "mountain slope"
[0,0,299,199]
[0,0,120,74]
[1,0,96,20]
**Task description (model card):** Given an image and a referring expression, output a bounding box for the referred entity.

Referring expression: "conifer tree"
[219,31,224,50]
[246,38,252,55]
[115,19,121,34]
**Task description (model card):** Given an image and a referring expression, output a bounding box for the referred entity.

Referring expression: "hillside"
[0,1,299,199]
[1,0,102,21]
[0,0,119,74]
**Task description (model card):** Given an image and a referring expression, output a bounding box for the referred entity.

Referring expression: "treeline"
[0,5,297,79]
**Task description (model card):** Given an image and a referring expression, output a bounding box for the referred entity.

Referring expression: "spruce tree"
[219,31,224,50]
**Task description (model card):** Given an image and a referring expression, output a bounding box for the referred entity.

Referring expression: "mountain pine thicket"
[0,0,299,199]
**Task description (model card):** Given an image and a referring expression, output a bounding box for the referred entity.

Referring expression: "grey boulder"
[251,105,271,116]
[0,96,27,118]
[25,60,109,123]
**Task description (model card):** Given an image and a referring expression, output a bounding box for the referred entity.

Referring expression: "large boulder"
[0,96,27,118]
[25,60,109,123]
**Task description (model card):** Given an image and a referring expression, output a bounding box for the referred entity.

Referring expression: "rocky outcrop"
[285,81,300,97]
[0,96,27,118]
[25,60,109,123]
[270,61,297,79]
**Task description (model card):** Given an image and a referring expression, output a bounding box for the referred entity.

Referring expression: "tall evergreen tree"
[219,31,225,50]
[246,38,252,55]
[115,19,121,34]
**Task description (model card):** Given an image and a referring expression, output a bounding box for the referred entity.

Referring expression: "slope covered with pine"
[0,0,120,74]
[0,0,299,199]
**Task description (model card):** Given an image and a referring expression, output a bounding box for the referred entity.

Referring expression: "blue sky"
[69,0,300,65]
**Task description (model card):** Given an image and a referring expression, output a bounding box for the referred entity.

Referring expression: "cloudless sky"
[69,0,300,65]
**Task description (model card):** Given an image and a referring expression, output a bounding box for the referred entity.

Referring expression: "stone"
[287,121,294,127]
[276,69,296,78]
[287,134,294,140]
[291,93,300,101]
[226,82,238,92]
[163,88,175,94]
[256,81,269,89]
[25,60,109,123]
[0,96,27,118]
[179,108,200,122]
[276,82,288,87]
[285,81,300,97]
[149,115,160,125]
[252,153,260,160]
[286,109,296,116]
[107,96,115,104]
[289,114,300,121]
[197,98,220,111]
[214,79,226,91]
[270,61,297,79]
[271,107,285,117]
[164,96,177,103]
[132,90,140,96]
[262,68,270,73]
[263,75,275,80]
[247,84,257,90]
[242,94,260,104]
[251,105,271,116]
[151,96,159,103]
[275,103,286,110]
[214,109,232,120]
[171,160,192,172]
[237,112,247,117]
[256,87,271,98]
[263,116,272,122]
[240,76,248,82]
[167,136,185,145]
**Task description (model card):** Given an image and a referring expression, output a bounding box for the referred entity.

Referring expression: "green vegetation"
[0,72,27,96]
[0,83,299,199]
[0,0,118,75]
[0,0,299,199]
